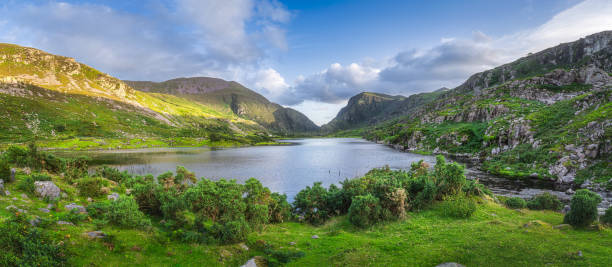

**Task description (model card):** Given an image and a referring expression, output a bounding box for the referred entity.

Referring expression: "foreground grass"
[3,180,610,267]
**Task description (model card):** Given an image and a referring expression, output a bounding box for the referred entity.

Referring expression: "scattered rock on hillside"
[34,181,60,200]
[553,224,571,230]
[39,208,50,213]
[436,263,466,267]
[65,203,87,213]
[107,192,119,201]
[85,231,106,239]
[6,205,26,213]
[311,235,319,239]
[57,221,74,226]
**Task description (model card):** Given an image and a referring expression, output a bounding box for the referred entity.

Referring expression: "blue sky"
[1,0,611,124]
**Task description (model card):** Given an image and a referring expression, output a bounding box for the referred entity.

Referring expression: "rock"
[436,263,466,267]
[100,187,111,195]
[85,231,106,239]
[565,188,574,195]
[29,216,41,226]
[311,235,319,239]
[585,144,599,158]
[39,208,50,213]
[87,197,93,202]
[9,168,16,182]
[34,181,60,200]
[289,242,296,246]
[23,167,31,175]
[553,224,571,230]
[6,205,25,213]
[239,243,249,251]
[47,203,55,209]
[21,193,28,199]
[241,258,258,267]
[562,205,571,214]
[107,192,120,201]
[65,203,87,213]
[0,179,4,196]
[577,251,583,257]
[4,190,9,196]
[220,249,232,258]
[57,220,74,226]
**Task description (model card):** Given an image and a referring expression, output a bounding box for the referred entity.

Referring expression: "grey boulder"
[34,181,61,200]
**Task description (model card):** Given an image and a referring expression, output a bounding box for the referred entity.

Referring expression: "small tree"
[564,189,602,227]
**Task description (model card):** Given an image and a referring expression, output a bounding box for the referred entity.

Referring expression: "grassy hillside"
[0,43,290,148]
[347,32,612,188]
[126,78,320,135]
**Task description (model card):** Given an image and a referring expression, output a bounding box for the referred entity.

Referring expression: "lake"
[56,138,571,202]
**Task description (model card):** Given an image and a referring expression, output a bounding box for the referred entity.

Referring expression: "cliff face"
[321,90,445,133]
[362,31,612,188]
[127,78,320,134]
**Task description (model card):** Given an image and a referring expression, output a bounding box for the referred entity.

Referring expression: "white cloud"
[0,0,292,82]
[288,100,348,126]
[253,68,289,97]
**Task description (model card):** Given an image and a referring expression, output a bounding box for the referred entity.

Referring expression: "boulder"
[239,243,249,251]
[57,221,74,226]
[39,208,50,213]
[0,179,4,196]
[107,192,120,201]
[562,205,571,214]
[65,203,87,213]
[34,181,60,200]
[311,235,319,239]
[10,168,15,182]
[85,231,106,239]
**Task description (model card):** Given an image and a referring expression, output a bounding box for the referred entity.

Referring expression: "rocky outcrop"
[34,181,60,200]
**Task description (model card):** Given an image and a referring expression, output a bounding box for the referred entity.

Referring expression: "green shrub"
[434,155,466,197]
[440,194,477,218]
[527,192,562,210]
[0,158,10,182]
[412,178,437,210]
[59,209,88,224]
[463,179,492,196]
[601,206,612,225]
[75,177,108,197]
[101,196,152,228]
[564,189,602,227]
[348,194,382,228]
[269,193,291,223]
[30,173,51,181]
[293,182,332,225]
[264,248,306,267]
[0,213,66,266]
[94,165,131,183]
[17,176,35,193]
[505,197,527,209]
[213,218,251,243]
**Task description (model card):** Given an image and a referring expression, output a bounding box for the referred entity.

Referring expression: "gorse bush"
[505,197,527,209]
[293,157,482,227]
[0,157,10,181]
[0,213,66,267]
[107,196,151,228]
[440,194,477,218]
[348,194,382,228]
[564,189,602,227]
[527,192,562,210]
[75,177,109,197]
[94,165,131,183]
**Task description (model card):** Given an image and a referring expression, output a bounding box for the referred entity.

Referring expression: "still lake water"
[57,138,571,201]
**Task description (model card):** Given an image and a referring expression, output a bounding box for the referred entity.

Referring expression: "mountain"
[354,31,612,189]
[321,89,446,133]
[0,43,313,147]
[125,78,319,134]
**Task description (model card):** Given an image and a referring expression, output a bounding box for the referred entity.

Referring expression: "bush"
[105,196,151,228]
[440,194,477,218]
[0,213,66,266]
[601,206,612,226]
[463,179,491,196]
[94,166,131,183]
[348,194,382,228]
[213,218,250,243]
[269,193,291,223]
[527,192,562,210]
[0,158,10,182]
[16,176,35,193]
[293,182,331,225]
[434,155,466,197]
[75,177,108,198]
[564,189,602,227]
[505,197,527,209]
